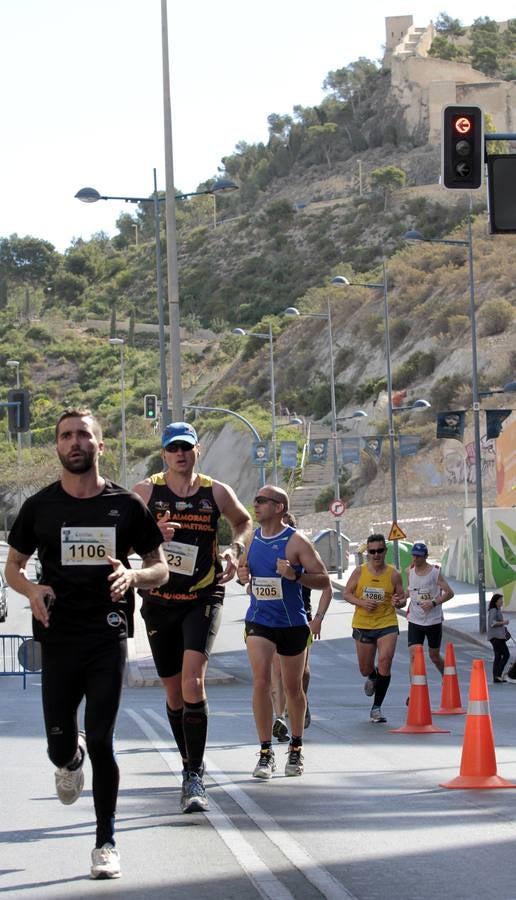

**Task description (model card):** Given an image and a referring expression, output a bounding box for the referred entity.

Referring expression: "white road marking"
[126,708,294,900]
[144,707,356,900]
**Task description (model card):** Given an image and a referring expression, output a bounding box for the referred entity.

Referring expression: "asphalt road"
[2,575,516,899]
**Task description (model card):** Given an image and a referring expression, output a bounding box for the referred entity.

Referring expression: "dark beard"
[57,449,96,474]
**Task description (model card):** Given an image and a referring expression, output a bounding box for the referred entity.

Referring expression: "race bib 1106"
[61,526,116,566]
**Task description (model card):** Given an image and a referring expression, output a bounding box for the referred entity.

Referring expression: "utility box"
[312,529,350,571]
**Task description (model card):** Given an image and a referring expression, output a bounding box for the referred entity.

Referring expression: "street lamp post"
[233,323,278,484]
[76,177,238,426]
[184,404,266,487]
[285,301,345,577]
[403,209,488,630]
[332,263,402,567]
[108,338,128,488]
[6,359,22,512]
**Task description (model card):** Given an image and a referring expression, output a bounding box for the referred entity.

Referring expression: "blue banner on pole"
[340,436,361,465]
[399,434,421,457]
[280,441,298,468]
[362,436,383,461]
[252,441,269,465]
[436,410,465,441]
[485,409,511,439]
[308,439,328,464]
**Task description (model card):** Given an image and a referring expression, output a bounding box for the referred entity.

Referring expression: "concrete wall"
[385,16,514,144]
[441,508,516,608]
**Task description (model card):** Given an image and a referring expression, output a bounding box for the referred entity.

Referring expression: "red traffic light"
[442,105,483,190]
[454,115,473,135]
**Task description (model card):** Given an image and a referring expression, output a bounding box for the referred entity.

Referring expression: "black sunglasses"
[368,547,386,555]
[254,495,281,505]
[165,442,194,453]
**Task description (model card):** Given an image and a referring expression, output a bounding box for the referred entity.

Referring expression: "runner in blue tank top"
[246,523,307,628]
[238,485,331,780]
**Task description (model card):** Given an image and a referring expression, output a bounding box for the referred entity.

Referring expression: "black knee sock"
[166,704,187,768]
[183,700,208,774]
[373,673,391,707]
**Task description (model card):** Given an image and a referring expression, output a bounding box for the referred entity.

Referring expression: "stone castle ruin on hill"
[383,15,514,143]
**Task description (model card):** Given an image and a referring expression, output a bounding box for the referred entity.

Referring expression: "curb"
[330,577,491,653]
[125,657,236,689]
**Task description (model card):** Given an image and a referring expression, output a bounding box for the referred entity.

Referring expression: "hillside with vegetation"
[0,12,514,525]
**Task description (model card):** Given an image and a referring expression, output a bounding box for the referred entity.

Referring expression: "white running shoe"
[285,745,304,777]
[370,705,387,724]
[364,670,377,697]
[272,717,290,743]
[181,773,209,813]
[90,843,121,879]
[253,749,276,779]
[55,732,86,805]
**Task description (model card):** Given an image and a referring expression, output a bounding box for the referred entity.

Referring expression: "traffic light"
[144,394,158,420]
[442,105,483,190]
[7,388,30,433]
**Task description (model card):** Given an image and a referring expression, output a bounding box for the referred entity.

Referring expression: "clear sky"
[0,1,512,252]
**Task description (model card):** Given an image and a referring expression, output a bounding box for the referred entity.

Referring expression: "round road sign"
[329,499,346,517]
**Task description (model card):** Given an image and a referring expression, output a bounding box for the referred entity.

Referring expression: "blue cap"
[411,541,428,557]
[161,422,198,449]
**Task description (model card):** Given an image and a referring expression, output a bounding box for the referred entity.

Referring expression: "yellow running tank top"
[352,563,398,630]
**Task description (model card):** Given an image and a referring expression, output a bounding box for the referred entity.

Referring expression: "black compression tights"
[41,638,127,848]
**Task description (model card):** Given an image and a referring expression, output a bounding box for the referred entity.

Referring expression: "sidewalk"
[330,568,509,652]
[127,572,504,687]
[126,607,236,688]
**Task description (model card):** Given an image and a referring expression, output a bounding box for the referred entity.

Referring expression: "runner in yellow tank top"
[344,533,404,724]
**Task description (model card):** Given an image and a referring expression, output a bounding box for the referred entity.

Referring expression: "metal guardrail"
[0,634,40,689]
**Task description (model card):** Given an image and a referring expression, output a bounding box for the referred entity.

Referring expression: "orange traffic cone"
[434,643,466,715]
[441,659,516,789]
[390,645,449,734]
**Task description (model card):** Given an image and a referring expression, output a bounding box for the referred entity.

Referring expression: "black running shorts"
[407,621,442,649]
[352,625,399,644]
[141,597,223,678]
[244,621,310,656]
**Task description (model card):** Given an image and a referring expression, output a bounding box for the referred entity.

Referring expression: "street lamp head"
[411,398,431,409]
[6,359,20,367]
[403,229,425,243]
[284,307,300,317]
[211,179,238,195]
[232,328,247,336]
[108,338,124,346]
[75,187,102,203]
[337,409,368,422]
[503,380,516,393]
[289,417,303,426]
[331,276,350,285]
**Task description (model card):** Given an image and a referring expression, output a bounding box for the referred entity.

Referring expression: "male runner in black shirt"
[6,408,167,881]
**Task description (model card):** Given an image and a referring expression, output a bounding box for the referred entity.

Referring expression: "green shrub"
[355,377,387,404]
[217,516,233,546]
[315,470,352,512]
[478,298,514,336]
[388,317,410,348]
[448,314,470,334]
[335,346,354,373]
[393,351,437,389]
[430,374,469,410]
